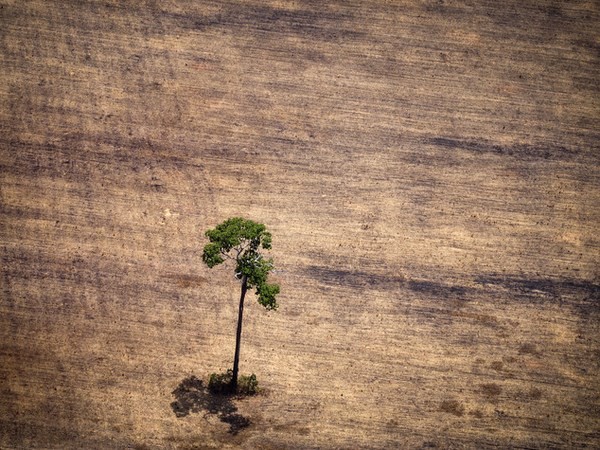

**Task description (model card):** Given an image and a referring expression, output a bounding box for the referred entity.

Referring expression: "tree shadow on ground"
[171,376,250,434]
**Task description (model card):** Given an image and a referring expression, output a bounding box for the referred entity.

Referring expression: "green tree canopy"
[202,217,279,310]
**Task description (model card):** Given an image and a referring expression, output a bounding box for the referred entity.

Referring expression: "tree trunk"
[231,274,248,393]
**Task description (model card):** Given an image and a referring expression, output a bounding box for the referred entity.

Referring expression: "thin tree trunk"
[231,274,248,392]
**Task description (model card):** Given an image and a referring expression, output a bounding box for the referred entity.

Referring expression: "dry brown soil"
[1,1,599,448]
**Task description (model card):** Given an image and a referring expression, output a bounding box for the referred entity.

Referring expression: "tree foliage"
[202,217,279,310]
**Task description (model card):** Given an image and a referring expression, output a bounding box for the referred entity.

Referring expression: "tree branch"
[235,240,250,259]
[220,249,234,261]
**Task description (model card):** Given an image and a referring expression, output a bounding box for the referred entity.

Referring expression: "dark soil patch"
[306,266,405,290]
[407,280,469,299]
[428,137,581,162]
[475,275,599,315]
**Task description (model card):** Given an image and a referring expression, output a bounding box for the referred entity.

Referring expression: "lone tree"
[202,217,280,392]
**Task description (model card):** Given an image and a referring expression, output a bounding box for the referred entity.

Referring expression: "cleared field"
[1,1,599,448]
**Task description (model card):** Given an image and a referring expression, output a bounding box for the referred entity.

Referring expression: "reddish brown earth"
[1,1,599,448]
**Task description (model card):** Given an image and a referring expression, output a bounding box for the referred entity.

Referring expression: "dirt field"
[1,1,599,448]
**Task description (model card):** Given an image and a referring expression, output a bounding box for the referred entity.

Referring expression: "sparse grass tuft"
[519,343,538,355]
[439,399,465,416]
[490,361,503,371]
[480,383,502,401]
[517,387,543,401]
[469,409,484,418]
[528,387,542,400]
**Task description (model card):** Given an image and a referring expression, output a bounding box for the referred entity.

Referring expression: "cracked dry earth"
[1,1,599,449]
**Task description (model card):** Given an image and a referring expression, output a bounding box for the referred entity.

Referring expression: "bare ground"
[1,1,599,448]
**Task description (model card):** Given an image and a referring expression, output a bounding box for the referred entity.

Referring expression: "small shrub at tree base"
[207,370,258,396]
[238,374,258,396]
[208,370,234,395]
